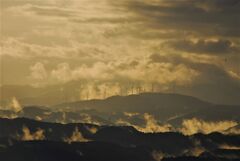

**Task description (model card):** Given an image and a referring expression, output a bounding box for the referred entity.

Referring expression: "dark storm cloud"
[180,63,240,105]
[166,39,239,55]
[200,0,240,8]
[149,53,237,82]
[148,53,240,104]
[123,0,240,38]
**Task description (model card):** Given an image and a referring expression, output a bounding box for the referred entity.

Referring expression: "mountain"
[0,118,239,161]
[54,93,240,124]
[55,93,211,118]
[1,93,239,127]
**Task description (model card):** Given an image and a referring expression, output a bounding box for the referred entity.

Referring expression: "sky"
[0,0,240,104]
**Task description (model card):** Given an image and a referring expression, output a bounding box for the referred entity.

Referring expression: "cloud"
[149,53,240,104]
[49,60,199,87]
[51,62,113,83]
[0,38,74,59]
[25,5,79,18]
[21,126,45,141]
[188,146,205,157]
[125,0,240,38]
[116,115,239,135]
[86,126,98,134]
[30,62,47,80]
[20,59,199,100]
[152,151,165,161]
[118,113,173,133]
[124,112,140,117]
[166,39,239,55]
[140,113,173,133]
[180,118,238,135]
[64,127,89,143]
[219,144,240,150]
[223,126,240,135]
[1,0,240,105]
[198,0,240,9]
[8,97,23,113]
[80,114,101,125]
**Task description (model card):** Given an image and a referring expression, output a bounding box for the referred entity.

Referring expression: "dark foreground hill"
[0,141,153,161]
[0,118,239,161]
[0,140,239,161]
